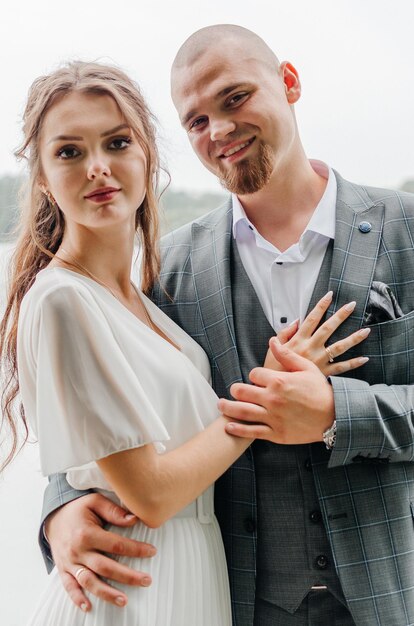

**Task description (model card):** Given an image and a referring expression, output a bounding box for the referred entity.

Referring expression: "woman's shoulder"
[22,267,100,316]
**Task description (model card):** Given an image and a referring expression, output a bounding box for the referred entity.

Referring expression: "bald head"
[171,24,279,76]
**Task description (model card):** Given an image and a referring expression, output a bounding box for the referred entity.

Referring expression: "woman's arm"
[98,293,370,527]
[98,416,251,528]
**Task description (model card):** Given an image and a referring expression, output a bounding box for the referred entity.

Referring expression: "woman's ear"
[38,178,48,195]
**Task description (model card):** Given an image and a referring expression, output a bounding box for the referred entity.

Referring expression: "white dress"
[17,267,232,626]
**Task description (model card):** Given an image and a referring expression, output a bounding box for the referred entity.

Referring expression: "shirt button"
[244,518,256,533]
[315,555,329,570]
[309,510,322,524]
[304,458,312,471]
[276,261,283,265]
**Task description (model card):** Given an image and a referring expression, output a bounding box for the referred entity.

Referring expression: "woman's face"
[39,91,147,233]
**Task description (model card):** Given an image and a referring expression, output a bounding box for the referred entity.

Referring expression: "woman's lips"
[85,188,120,203]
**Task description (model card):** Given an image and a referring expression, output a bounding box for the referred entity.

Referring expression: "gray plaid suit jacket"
[41,172,414,626]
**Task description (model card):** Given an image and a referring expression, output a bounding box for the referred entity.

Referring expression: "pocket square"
[364,281,404,325]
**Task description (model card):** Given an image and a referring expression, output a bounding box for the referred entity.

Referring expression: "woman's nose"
[87,156,111,180]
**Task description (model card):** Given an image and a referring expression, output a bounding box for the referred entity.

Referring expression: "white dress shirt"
[232,160,336,333]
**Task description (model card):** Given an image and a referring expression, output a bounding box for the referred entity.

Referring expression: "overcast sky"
[1,0,413,193]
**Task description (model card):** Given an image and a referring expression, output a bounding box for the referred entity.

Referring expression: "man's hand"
[220,337,335,444]
[45,493,157,612]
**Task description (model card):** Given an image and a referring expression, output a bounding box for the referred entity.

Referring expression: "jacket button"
[358,221,372,233]
[244,518,256,533]
[315,554,329,570]
[304,457,312,471]
[309,510,322,523]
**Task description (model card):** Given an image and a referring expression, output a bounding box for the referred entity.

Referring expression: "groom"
[41,25,414,626]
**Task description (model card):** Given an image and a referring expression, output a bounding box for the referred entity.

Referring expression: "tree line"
[0,174,227,241]
[2,174,414,242]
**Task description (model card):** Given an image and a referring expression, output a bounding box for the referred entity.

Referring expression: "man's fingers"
[226,422,274,439]
[219,397,267,421]
[84,526,156,558]
[84,553,152,587]
[229,381,267,404]
[60,571,91,612]
[70,566,128,607]
[87,493,137,526]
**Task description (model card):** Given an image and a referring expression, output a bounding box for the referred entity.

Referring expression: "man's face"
[171,47,300,196]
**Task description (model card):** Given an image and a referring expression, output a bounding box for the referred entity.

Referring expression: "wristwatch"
[322,420,337,450]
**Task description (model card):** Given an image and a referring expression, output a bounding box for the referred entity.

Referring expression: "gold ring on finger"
[74,566,89,585]
[325,345,335,363]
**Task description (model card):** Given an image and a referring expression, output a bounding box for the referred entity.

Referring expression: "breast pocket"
[355,311,414,385]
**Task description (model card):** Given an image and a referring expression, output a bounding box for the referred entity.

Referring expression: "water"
[0,242,49,626]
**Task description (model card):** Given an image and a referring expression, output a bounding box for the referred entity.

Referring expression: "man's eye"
[227,93,248,106]
[57,146,80,159]
[226,91,249,106]
[109,137,132,150]
[189,117,207,132]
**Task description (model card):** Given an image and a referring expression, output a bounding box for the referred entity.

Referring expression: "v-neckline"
[40,266,182,353]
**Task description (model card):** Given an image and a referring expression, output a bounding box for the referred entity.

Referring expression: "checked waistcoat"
[230,239,346,614]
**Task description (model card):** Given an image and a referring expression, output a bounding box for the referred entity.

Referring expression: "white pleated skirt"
[27,513,232,626]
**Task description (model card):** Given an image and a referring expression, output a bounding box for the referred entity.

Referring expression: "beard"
[217,141,274,195]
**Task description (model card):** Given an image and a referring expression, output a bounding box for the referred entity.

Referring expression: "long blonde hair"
[0,61,161,469]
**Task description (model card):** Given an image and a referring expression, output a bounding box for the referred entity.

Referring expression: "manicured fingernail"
[124,513,136,521]
[80,603,89,612]
[226,423,235,432]
[358,357,369,364]
[288,318,299,327]
[146,546,157,556]
[359,328,371,337]
[142,577,152,587]
[345,301,356,311]
[115,596,127,607]
[324,291,333,299]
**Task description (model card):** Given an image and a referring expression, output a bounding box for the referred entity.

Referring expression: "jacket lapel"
[191,201,243,392]
[324,172,385,339]
[190,173,384,382]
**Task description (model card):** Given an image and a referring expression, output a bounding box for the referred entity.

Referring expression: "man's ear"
[280,61,301,104]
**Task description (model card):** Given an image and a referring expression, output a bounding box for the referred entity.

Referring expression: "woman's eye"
[108,137,132,150]
[57,146,80,160]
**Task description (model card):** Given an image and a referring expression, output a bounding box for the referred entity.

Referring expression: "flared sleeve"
[18,282,170,476]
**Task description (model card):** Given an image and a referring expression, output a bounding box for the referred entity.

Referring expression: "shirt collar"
[232,159,337,243]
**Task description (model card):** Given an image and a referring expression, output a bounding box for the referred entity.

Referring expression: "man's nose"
[87,155,111,180]
[209,118,236,142]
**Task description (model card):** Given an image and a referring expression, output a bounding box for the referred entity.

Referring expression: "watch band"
[322,419,337,450]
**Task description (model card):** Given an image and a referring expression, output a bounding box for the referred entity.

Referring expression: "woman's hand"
[264,291,370,376]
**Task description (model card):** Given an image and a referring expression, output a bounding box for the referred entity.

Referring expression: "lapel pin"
[358,221,372,233]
